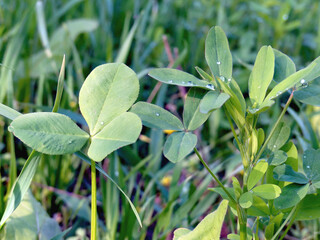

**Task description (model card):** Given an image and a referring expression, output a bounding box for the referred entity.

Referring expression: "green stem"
[278,205,299,240]
[91,159,97,240]
[271,205,297,240]
[194,148,237,205]
[237,205,247,240]
[253,91,294,165]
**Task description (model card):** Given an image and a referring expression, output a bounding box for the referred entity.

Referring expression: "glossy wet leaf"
[79,63,139,135]
[0,151,41,228]
[273,165,309,184]
[273,49,296,83]
[268,150,288,166]
[88,112,142,162]
[267,122,290,151]
[249,46,274,105]
[130,102,184,130]
[205,26,233,80]
[252,184,281,200]
[247,160,268,190]
[9,112,89,155]
[274,183,309,209]
[1,191,61,240]
[296,193,320,220]
[148,68,215,90]
[173,200,228,240]
[294,79,320,106]
[239,192,253,208]
[163,132,197,163]
[199,91,230,114]
[183,88,211,131]
[303,149,320,181]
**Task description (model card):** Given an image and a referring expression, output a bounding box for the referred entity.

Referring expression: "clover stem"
[91,159,97,240]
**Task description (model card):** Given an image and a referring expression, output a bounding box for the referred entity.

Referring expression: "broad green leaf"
[75,151,142,227]
[267,122,290,151]
[249,46,274,106]
[173,200,228,240]
[148,68,215,90]
[274,183,309,209]
[268,150,288,166]
[261,56,320,108]
[247,195,270,217]
[0,151,41,228]
[199,91,230,114]
[79,63,139,135]
[205,26,233,80]
[294,79,320,106]
[303,149,320,182]
[163,132,197,163]
[173,228,191,240]
[183,88,211,131]
[252,184,281,200]
[239,192,253,208]
[296,193,320,220]
[273,165,308,184]
[130,102,184,130]
[88,112,142,162]
[0,103,21,120]
[9,112,89,155]
[273,49,296,83]
[1,191,61,240]
[247,160,268,190]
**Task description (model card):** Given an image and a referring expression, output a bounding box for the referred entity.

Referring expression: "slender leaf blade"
[199,91,230,114]
[247,160,268,190]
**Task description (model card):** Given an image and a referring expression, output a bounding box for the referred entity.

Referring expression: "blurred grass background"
[0,0,320,239]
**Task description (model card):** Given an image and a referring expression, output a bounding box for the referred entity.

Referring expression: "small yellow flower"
[163,129,176,135]
[161,175,172,187]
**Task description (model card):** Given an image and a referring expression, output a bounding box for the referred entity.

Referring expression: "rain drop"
[206,84,214,90]
[168,80,173,83]
[187,81,193,86]
[156,113,160,117]
[115,171,119,177]
[307,165,310,169]
[228,78,232,82]
[220,76,225,81]
[216,61,221,65]
[100,121,104,125]
[282,14,288,21]
[182,81,185,84]
[273,145,277,148]
[300,79,306,85]
[68,140,73,144]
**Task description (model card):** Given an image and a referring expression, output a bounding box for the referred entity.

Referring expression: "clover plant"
[132,26,320,239]
[0,61,143,239]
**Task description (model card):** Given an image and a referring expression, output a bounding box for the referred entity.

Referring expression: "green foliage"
[247,160,268,190]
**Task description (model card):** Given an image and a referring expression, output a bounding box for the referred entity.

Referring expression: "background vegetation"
[1,0,320,239]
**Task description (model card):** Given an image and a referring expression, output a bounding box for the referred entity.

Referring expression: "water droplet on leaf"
[206,84,214,90]
[156,113,160,117]
[168,80,173,83]
[216,61,221,65]
[100,121,104,125]
[187,81,193,85]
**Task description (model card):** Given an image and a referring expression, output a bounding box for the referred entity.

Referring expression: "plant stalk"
[91,159,97,240]
[271,205,297,240]
[253,90,294,165]
[194,148,237,205]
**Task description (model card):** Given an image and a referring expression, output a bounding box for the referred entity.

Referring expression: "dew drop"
[8,126,14,132]
[182,81,185,84]
[258,86,261,89]
[168,80,173,83]
[68,140,73,144]
[100,121,104,125]
[216,61,221,65]
[115,171,119,177]
[220,76,225,81]
[273,145,277,148]
[206,84,214,90]
[282,14,288,21]
[300,79,306,84]
[228,78,232,82]
[307,165,310,169]
[156,113,160,117]
[187,81,193,86]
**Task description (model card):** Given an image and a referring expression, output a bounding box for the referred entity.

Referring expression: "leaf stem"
[194,148,237,205]
[91,159,97,240]
[253,90,294,165]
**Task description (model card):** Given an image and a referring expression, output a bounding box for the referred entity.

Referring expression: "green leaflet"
[163,132,197,163]
[273,49,296,83]
[267,122,290,151]
[183,88,211,131]
[130,102,184,130]
[274,183,309,209]
[249,46,275,106]
[199,91,230,114]
[294,79,320,106]
[268,150,288,166]
[9,112,89,155]
[1,191,61,240]
[247,160,268,190]
[205,26,233,80]
[79,63,139,136]
[303,149,320,182]
[148,68,215,90]
[251,184,281,200]
[88,112,142,162]
[173,200,228,240]
[239,192,253,209]
[296,193,320,220]
[273,165,309,184]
